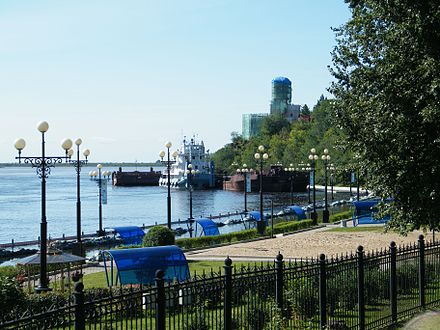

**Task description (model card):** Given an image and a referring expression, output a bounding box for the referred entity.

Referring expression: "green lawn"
[327,226,386,233]
[83,260,264,288]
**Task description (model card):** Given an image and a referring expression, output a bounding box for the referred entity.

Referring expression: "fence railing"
[2,235,440,329]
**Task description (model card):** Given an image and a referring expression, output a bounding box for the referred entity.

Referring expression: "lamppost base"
[35,286,52,294]
[72,243,85,257]
[96,230,106,237]
[322,209,330,224]
[188,218,195,238]
[257,221,266,235]
[311,212,318,225]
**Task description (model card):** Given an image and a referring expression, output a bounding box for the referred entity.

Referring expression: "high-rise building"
[270,77,300,122]
[242,113,268,139]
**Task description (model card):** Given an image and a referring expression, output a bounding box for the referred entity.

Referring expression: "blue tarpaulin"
[287,205,307,220]
[195,218,220,237]
[102,246,190,286]
[248,211,268,224]
[352,200,391,226]
[112,226,145,245]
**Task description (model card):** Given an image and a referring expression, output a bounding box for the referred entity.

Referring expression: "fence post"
[275,252,284,311]
[319,253,327,329]
[418,235,426,308]
[73,274,85,330]
[224,256,233,330]
[357,245,365,330]
[390,241,397,323]
[155,270,166,330]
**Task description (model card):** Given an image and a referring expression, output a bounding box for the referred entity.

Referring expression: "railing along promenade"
[1,235,439,329]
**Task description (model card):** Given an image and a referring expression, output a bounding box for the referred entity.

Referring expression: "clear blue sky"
[0,0,350,163]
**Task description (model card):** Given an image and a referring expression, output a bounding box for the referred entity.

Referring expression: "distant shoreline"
[0,162,162,168]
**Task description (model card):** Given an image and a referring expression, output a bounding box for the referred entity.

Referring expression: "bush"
[0,266,21,279]
[329,210,352,223]
[176,219,315,250]
[0,277,26,320]
[143,226,175,247]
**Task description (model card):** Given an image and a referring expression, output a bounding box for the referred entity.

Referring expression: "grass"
[327,226,386,233]
[82,259,263,288]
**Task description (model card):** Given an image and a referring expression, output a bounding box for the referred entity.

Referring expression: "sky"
[0,0,351,163]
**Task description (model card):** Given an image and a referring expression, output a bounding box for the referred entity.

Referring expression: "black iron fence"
[2,235,440,329]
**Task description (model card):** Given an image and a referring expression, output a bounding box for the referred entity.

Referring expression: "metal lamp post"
[236,163,251,213]
[69,139,90,257]
[308,148,319,224]
[329,163,335,201]
[159,143,178,229]
[284,163,298,205]
[321,149,331,223]
[254,145,269,235]
[14,121,73,293]
[89,165,110,236]
[186,164,199,238]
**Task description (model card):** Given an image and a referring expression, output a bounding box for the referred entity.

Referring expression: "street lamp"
[308,148,319,224]
[159,143,178,229]
[69,139,90,257]
[254,145,269,235]
[284,164,298,205]
[329,163,336,201]
[89,164,111,236]
[321,149,331,223]
[186,163,199,238]
[14,121,72,293]
[236,163,252,213]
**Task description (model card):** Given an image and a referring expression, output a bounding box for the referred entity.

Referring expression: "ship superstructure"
[158,137,215,189]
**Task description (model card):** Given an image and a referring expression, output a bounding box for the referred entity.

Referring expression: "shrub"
[143,226,175,247]
[272,219,314,235]
[0,266,21,279]
[329,210,352,223]
[0,277,26,320]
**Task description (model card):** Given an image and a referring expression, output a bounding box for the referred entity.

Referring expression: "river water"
[0,166,351,244]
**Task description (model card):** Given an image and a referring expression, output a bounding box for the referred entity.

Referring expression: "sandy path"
[186,226,427,261]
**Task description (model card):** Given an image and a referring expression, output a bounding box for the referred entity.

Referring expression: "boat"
[112,167,161,186]
[158,137,216,189]
[223,164,309,192]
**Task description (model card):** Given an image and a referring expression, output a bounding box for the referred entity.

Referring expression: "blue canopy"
[248,211,268,224]
[352,200,390,226]
[195,218,220,237]
[102,246,190,286]
[287,205,307,220]
[112,226,145,245]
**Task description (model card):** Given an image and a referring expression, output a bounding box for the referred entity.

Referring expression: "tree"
[329,0,440,233]
[260,113,290,137]
[301,104,311,116]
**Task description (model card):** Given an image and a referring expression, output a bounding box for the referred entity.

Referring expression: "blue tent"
[111,226,145,245]
[352,200,390,226]
[195,218,220,237]
[248,211,268,224]
[287,205,307,220]
[102,246,190,286]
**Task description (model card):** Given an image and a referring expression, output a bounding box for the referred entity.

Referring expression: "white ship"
[158,137,216,189]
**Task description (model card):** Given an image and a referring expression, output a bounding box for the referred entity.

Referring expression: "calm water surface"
[0,166,350,244]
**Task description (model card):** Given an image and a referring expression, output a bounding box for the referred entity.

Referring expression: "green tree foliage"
[212,99,353,179]
[329,0,440,232]
[300,104,310,116]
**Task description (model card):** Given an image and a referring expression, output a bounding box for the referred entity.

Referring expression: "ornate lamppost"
[159,143,178,229]
[284,163,298,205]
[89,164,111,236]
[321,149,331,223]
[236,163,252,213]
[254,145,269,235]
[69,139,90,257]
[308,148,319,224]
[186,163,199,237]
[14,121,73,292]
[329,163,336,201]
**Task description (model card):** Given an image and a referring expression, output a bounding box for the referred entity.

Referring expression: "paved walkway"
[402,310,440,329]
